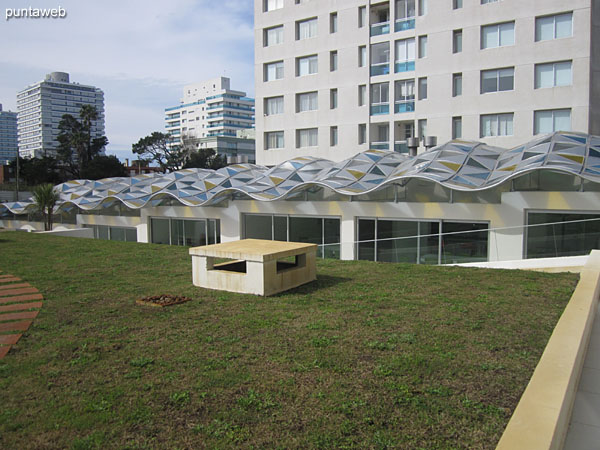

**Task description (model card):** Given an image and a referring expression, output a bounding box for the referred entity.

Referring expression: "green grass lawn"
[0,232,578,449]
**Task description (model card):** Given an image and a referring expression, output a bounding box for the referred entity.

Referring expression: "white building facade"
[17,72,105,158]
[164,77,256,163]
[254,0,600,165]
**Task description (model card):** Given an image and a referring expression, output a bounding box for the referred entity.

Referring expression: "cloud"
[1,0,255,161]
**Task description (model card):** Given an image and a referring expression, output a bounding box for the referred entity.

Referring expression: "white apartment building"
[164,77,256,163]
[254,0,600,165]
[17,72,105,158]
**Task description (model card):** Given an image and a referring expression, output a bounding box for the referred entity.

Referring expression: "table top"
[189,239,318,262]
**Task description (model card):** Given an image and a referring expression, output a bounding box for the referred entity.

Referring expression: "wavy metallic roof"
[2,132,600,215]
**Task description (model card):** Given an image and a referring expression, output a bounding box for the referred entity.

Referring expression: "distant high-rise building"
[254,0,600,165]
[17,72,105,158]
[165,77,256,163]
[0,104,18,165]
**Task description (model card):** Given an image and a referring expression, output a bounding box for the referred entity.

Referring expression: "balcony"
[371,21,390,36]
[394,141,409,153]
[370,63,390,77]
[395,101,415,114]
[395,18,415,32]
[395,61,415,73]
[370,141,390,150]
[370,104,390,116]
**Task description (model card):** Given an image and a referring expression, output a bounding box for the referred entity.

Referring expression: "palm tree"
[32,184,60,231]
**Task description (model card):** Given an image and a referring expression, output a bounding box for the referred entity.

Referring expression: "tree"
[132,132,187,173]
[183,148,227,170]
[32,184,60,231]
[81,155,128,180]
[9,157,63,186]
[57,105,108,178]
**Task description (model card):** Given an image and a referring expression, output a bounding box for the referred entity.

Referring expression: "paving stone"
[0,321,32,332]
[0,294,44,304]
[0,347,9,359]
[0,277,20,284]
[0,334,21,345]
[0,283,31,291]
[0,311,39,322]
[0,288,39,298]
[0,302,43,313]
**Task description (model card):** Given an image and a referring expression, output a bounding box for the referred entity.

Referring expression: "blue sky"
[0,0,255,162]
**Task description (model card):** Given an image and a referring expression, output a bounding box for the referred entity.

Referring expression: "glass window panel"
[207,220,216,245]
[481,115,497,137]
[125,228,137,242]
[535,111,554,134]
[298,92,318,112]
[535,64,554,88]
[371,42,390,64]
[554,109,571,131]
[97,225,109,241]
[324,218,341,259]
[481,25,498,48]
[441,222,488,263]
[419,222,440,264]
[274,216,287,241]
[499,22,514,46]
[555,13,573,38]
[418,35,427,58]
[185,220,206,247]
[150,218,170,245]
[110,227,126,242]
[266,131,284,149]
[481,70,498,93]
[498,68,514,91]
[358,219,375,261]
[498,114,513,136]
[289,217,323,247]
[376,220,418,263]
[453,30,462,53]
[244,215,273,240]
[536,16,554,41]
[265,96,284,115]
[555,62,572,86]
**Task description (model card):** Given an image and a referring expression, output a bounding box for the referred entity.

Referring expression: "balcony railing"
[370,104,390,116]
[395,18,416,32]
[370,63,390,77]
[394,141,410,153]
[395,61,415,73]
[370,21,390,36]
[394,101,415,114]
[370,142,390,150]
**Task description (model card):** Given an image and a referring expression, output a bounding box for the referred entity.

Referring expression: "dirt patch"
[136,294,192,308]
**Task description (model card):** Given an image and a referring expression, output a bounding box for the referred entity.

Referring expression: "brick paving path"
[0,271,43,359]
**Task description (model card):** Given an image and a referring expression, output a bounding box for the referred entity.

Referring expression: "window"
[330,88,338,109]
[330,51,338,71]
[359,46,367,67]
[395,79,415,112]
[452,117,462,139]
[297,128,318,147]
[371,82,390,114]
[396,0,416,19]
[296,91,318,112]
[395,38,416,63]
[481,22,515,49]
[418,35,428,58]
[358,124,367,144]
[264,61,284,81]
[358,85,367,106]
[265,131,284,149]
[330,126,338,146]
[418,0,427,16]
[264,25,283,46]
[418,77,428,100]
[453,0,463,9]
[371,42,390,75]
[151,218,220,247]
[534,109,571,134]
[535,61,572,89]
[535,12,572,41]
[264,0,283,12]
[481,0,499,4]
[297,18,317,40]
[480,113,514,137]
[359,6,367,27]
[265,96,284,116]
[330,12,338,33]
[453,29,462,53]
[481,67,514,93]
[418,119,427,139]
[297,55,318,76]
[452,73,462,97]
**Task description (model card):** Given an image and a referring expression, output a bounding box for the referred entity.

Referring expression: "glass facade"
[358,218,488,264]
[526,212,600,258]
[150,218,220,247]
[243,214,341,259]
[85,225,137,242]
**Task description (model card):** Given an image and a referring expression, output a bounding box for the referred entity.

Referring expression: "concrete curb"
[496,250,600,449]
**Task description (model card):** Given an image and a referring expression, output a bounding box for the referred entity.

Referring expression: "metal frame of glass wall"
[149,217,220,247]
[241,213,341,259]
[525,209,600,259]
[84,225,138,242]
[356,217,489,264]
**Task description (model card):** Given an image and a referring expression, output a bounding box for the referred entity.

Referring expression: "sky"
[0,0,255,162]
